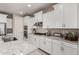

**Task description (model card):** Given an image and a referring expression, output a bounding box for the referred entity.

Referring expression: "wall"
[13,15,23,41]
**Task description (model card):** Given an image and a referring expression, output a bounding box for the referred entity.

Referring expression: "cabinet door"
[43,11,55,28]
[7,18,13,28]
[40,37,46,50]
[28,17,35,28]
[44,38,51,54]
[63,3,77,28]
[63,44,77,55]
[52,40,63,55]
[28,35,33,44]
[43,4,63,28]
[24,16,29,26]
[35,11,43,22]
[0,14,7,23]
[33,37,40,48]
[53,4,63,28]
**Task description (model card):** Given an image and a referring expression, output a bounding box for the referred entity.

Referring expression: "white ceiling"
[0,3,53,16]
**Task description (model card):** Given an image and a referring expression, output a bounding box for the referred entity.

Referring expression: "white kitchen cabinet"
[0,14,7,23]
[43,4,63,28]
[63,3,77,28]
[24,16,29,26]
[51,38,63,55]
[63,45,77,55]
[33,35,40,47]
[43,3,78,28]
[39,37,45,50]
[52,42,63,55]
[53,4,63,28]
[44,38,51,54]
[51,37,77,55]
[40,37,51,54]
[28,17,35,34]
[28,17,34,28]
[28,35,34,44]
[43,11,54,28]
[34,11,43,22]
[28,35,40,48]
[7,18,13,28]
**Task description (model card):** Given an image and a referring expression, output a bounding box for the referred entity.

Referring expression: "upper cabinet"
[7,18,13,28]
[43,4,63,28]
[28,16,36,28]
[25,4,78,29]
[24,16,29,26]
[0,14,7,23]
[34,11,43,22]
[43,3,78,28]
[63,3,77,28]
[24,12,43,28]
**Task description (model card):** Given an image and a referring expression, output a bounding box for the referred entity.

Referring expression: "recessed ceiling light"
[27,4,31,7]
[19,11,23,15]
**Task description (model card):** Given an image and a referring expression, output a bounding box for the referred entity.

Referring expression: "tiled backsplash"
[47,29,78,35]
[34,28,78,35]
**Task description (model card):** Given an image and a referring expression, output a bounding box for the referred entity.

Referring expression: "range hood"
[33,22,43,28]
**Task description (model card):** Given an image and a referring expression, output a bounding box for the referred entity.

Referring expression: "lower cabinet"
[28,35,77,55]
[28,35,34,44]
[40,37,45,50]
[52,40,63,55]
[40,37,51,54]
[33,36,40,47]
[28,35,40,48]
[51,39,77,55]
[62,44,77,55]
[44,38,51,54]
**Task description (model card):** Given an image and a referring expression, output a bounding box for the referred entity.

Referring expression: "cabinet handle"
[35,38,36,40]
[61,46,64,51]
[62,24,65,27]
[44,41,46,44]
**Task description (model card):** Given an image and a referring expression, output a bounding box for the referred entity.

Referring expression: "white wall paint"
[13,15,23,41]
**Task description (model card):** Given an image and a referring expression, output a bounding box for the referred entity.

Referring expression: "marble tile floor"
[0,40,37,55]
[27,49,48,55]
[0,39,47,55]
